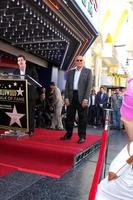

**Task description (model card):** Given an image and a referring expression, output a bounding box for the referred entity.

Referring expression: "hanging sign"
[108,73,128,87]
[74,0,100,31]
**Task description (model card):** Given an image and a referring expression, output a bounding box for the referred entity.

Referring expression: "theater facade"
[0,0,99,87]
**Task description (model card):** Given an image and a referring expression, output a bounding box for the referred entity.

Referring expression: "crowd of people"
[34,55,125,145]
[35,85,124,131]
[88,87,123,130]
[35,83,65,131]
[14,54,124,145]
[14,54,132,198]
[33,54,133,198]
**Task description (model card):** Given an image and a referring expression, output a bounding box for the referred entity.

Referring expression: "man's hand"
[99,104,103,107]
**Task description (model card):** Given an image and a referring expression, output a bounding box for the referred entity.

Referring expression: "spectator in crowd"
[14,55,39,136]
[46,84,55,115]
[88,89,97,128]
[41,87,46,94]
[95,77,133,200]
[61,90,67,129]
[106,89,114,109]
[60,55,92,144]
[37,86,46,99]
[106,90,114,125]
[95,86,108,127]
[35,92,51,128]
[49,82,64,130]
[111,88,123,130]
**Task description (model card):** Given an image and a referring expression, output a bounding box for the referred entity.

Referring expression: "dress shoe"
[77,138,85,144]
[57,127,64,131]
[28,131,34,137]
[60,134,71,140]
[49,127,55,130]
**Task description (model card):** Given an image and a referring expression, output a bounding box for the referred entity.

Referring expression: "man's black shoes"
[77,137,85,144]
[60,133,86,144]
[60,133,71,140]
[28,131,34,137]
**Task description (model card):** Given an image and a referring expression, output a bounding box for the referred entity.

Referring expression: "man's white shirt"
[73,67,82,90]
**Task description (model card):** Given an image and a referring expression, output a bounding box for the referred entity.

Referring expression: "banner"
[74,0,100,31]
[108,73,128,87]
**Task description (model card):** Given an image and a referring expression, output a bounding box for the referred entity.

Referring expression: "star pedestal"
[0,75,41,139]
[0,78,28,137]
[0,130,29,140]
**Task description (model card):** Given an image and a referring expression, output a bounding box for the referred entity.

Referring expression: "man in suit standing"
[95,86,108,127]
[60,55,92,143]
[88,89,97,128]
[15,55,39,136]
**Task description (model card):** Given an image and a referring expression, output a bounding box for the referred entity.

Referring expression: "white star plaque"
[17,87,24,96]
[5,105,25,127]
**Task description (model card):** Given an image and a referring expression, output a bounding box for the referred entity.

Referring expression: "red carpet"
[0,129,101,178]
[0,164,17,177]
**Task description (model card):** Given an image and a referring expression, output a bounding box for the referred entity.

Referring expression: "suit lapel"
[78,67,84,86]
[16,68,20,75]
[25,66,29,75]
[71,69,75,86]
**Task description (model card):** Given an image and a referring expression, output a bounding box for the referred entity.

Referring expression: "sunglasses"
[76,59,83,62]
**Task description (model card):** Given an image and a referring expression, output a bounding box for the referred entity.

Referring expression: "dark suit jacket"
[14,65,39,100]
[65,67,92,103]
[95,92,108,108]
[89,94,96,106]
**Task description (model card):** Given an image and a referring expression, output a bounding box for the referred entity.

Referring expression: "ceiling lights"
[0,0,79,67]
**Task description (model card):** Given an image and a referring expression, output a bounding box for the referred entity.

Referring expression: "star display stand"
[0,74,29,139]
[2,130,29,140]
[0,74,41,139]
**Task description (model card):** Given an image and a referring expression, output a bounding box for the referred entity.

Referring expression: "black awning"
[0,0,98,70]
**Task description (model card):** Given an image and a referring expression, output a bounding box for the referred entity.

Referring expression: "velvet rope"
[88,130,109,200]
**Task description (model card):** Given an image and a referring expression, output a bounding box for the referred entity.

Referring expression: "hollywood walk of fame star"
[13,82,17,87]
[5,105,25,127]
[17,87,24,96]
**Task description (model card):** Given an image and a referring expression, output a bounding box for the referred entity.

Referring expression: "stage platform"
[0,128,101,178]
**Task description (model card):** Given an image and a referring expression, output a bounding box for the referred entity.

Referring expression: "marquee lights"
[0,0,82,67]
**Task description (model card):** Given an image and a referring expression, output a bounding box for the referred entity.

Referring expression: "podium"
[0,73,41,139]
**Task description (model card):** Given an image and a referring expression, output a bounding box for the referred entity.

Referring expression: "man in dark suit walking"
[60,55,92,143]
[15,55,39,136]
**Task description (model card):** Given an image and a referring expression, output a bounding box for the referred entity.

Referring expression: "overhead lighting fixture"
[21,4,24,9]
[48,0,60,10]
[17,1,20,6]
